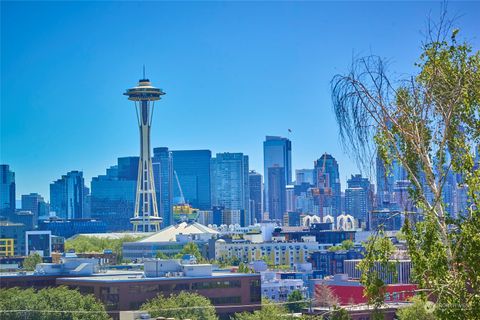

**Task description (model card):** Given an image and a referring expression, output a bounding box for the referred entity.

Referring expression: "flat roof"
[57,271,259,284]
[0,270,143,279]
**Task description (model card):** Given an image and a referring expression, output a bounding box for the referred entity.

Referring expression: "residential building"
[0,221,28,256]
[344,259,413,284]
[309,249,364,278]
[211,153,250,226]
[153,147,174,227]
[26,231,52,257]
[172,150,212,210]
[215,239,320,267]
[261,271,306,302]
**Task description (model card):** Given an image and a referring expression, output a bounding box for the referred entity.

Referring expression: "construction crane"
[174,170,186,205]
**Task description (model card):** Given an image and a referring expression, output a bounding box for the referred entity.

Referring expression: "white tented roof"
[139,222,219,242]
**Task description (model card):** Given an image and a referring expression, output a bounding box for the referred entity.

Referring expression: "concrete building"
[215,239,320,267]
[57,261,261,319]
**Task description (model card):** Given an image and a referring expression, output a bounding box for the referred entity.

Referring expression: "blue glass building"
[153,147,174,227]
[171,150,212,210]
[267,166,286,222]
[50,171,85,219]
[313,154,341,217]
[263,136,292,215]
[0,164,16,218]
[211,153,250,226]
[90,157,138,231]
[345,174,373,227]
[248,170,263,223]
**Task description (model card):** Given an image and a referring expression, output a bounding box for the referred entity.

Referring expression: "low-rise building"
[261,270,307,302]
[215,239,320,267]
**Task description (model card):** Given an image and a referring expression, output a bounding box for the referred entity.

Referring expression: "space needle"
[124,69,165,232]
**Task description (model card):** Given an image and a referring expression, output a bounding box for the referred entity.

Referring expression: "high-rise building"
[172,150,212,210]
[313,154,341,217]
[90,157,138,231]
[21,193,47,226]
[295,169,314,185]
[248,171,263,223]
[345,174,373,228]
[0,165,16,218]
[263,136,291,217]
[50,171,85,220]
[153,147,174,227]
[267,166,286,222]
[124,76,165,232]
[211,153,250,226]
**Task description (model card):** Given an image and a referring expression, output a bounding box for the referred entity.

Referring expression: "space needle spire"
[124,69,165,232]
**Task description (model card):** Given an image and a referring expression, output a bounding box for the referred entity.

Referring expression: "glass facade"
[267,166,286,222]
[90,157,138,231]
[345,174,373,226]
[248,171,262,224]
[171,150,212,210]
[263,136,292,214]
[211,153,250,226]
[21,193,46,226]
[314,154,342,217]
[0,164,16,218]
[153,147,174,227]
[50,171,85,219]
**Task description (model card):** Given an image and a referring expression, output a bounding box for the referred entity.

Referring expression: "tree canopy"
[65,235,143,262]
[23,252,43,271]
[0,286,110,320]
[331,9,480,319]
[140,291,217,320]
[286,290,308,313]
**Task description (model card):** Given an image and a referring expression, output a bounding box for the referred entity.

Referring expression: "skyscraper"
[267,165,286,222]
[50,171,85,219]
[91,157,138,231]
[124,75,165,232]
[153,147,174,227]
[313,154,341,217]
[263,136,291,216]
[172,150,212,210]
[249,170,263,224]
[21,193,47,226]
[211,153,250,226]
[345,174,373,227]
[295,169,314,185]
[0,164,16,218]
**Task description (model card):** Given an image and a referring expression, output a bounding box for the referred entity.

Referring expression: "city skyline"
[2,1,480,200]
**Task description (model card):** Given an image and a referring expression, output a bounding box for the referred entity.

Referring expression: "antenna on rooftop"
[143,65,146,79]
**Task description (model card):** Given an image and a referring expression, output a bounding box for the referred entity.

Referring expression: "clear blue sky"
[1,1,479,201]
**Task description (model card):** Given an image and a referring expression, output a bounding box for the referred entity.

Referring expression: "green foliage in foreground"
[286,290,308,313]
[23,252,43,271]
[65,235,143,262]
[140,291,217,320]
[0,286,110,320]
[328,240,355,252]
[233,299,293,320]
[396,296,436,320]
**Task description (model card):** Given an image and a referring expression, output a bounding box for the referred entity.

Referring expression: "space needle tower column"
[124,72,165,232]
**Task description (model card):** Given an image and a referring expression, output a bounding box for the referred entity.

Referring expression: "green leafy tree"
[140,291,217,320]
[23,252,43,271]
[155,251,169,259]
[331,9,480,319]
[0,286,110,320]
[396,296,435,320]
[328,240,355,252]
[286,290,307,313]
[65,235,144,262]
[174,242,204,262]
[233,299,294,320]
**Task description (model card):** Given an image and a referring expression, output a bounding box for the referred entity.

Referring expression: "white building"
[261,271,306,302]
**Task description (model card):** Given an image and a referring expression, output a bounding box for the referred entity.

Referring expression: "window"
[210,296,241,305]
